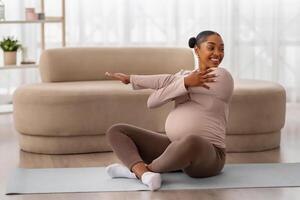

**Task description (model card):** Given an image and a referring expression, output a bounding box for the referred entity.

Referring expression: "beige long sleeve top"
[130,67,234,149]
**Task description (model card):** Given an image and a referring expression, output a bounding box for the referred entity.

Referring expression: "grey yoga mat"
[6,163,300,194]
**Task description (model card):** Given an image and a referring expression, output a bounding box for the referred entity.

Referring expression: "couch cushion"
[13,80,173,137]
[39,47,195,82]
[14,79,286,138]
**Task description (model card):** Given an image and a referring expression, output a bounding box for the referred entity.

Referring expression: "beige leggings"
[106,123,226,178]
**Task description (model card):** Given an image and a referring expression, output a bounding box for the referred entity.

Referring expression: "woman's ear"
[194,46,200,58]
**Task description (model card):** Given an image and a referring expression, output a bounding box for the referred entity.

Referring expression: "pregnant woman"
[104,30,234,191]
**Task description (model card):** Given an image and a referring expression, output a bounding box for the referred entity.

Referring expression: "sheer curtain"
[0,0,299,105]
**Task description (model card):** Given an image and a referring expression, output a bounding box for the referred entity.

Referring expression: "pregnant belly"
[165,105,224,141]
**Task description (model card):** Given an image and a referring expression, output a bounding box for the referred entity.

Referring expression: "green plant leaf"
[0,36,22,52]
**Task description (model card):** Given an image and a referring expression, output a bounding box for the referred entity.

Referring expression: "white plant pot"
[4,51,17,65]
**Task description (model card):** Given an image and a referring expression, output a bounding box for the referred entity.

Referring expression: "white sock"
[105,163,137,179]
[141,172,162,191]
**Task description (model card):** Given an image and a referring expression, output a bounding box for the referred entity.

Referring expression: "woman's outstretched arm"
[105,71,184,90]
[105,68,218,108]
[130,74,178,90]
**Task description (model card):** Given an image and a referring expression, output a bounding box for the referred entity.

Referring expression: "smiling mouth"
[210,58,220,64]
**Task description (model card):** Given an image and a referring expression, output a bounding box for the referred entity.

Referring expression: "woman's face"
[195,34,224,69]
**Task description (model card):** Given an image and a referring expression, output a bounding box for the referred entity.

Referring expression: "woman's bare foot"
[131,162,149,179]
[131,162,162,191]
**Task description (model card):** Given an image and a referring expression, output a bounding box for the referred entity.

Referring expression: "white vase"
[4,51,17,65]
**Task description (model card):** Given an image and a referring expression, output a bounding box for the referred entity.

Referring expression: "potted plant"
[0,36,22,65]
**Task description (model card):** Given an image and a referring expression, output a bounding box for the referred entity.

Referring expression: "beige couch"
[12,47,286,154]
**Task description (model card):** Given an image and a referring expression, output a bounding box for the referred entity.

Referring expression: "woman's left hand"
[105,72,130,84]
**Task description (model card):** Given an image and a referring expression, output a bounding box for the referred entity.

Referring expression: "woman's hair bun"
[188,37,197,48]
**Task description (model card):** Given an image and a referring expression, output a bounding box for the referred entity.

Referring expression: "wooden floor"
[1,103,300,200]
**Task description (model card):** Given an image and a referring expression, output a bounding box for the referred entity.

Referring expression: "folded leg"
[106,123,171,170]
[148,134,225,178]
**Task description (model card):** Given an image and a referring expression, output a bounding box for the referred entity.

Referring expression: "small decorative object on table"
[37,13,45,20]
[20,46,35,65]
[25,8,38,20]
[0,36,22,65]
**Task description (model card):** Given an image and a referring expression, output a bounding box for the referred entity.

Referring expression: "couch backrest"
[39,47,195,82]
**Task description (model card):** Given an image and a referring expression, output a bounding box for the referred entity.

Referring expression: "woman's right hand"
[105,72,130,84]
[184,68,217,89]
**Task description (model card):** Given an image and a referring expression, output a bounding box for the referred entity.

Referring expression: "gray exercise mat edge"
[6,163,300,194]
